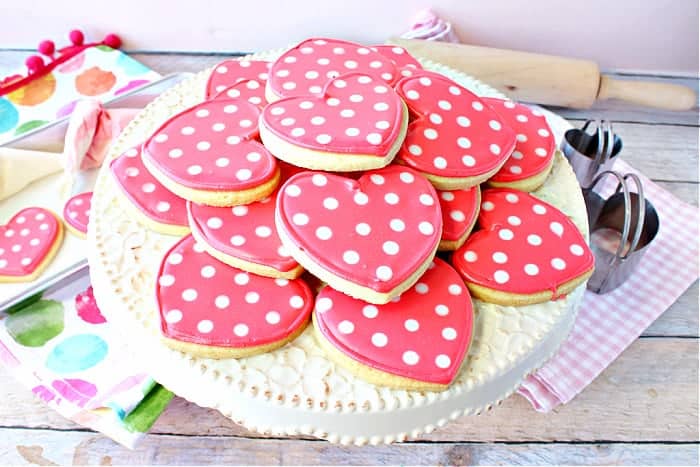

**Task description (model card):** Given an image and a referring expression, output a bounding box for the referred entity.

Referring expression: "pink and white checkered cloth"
[518,158,699,411]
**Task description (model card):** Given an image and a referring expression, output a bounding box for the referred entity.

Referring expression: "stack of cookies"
[108,38,594,391]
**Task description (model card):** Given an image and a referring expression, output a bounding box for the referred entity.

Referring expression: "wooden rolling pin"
[388,38,697,110]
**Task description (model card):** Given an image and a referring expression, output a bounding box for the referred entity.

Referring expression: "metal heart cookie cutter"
[562,119,623,187]
[582,170,659,294]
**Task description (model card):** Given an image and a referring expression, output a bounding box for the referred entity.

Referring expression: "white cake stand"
[88,51,588,445]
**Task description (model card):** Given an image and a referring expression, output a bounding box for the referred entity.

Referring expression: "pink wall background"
[1,0,697,74]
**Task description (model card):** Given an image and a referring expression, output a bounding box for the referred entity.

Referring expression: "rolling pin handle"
[597,76,697,111]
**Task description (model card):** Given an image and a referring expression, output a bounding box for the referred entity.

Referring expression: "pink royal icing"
[75,286,106,324]
[395,70,516,179]
[482,98,555,183]
[156,234,313,347]
[314,258,473,385]
[454,188,594,296]
[438,186,480,243]
[188,194,299,272]
[205,59,271,99]
[213,78,268,109]
[110,146,189,229]
[372,45,423,78]
[187,161,304,274]
[142,99,278,191]
[268,38,398,99]
[62,192,92,235]
[276,166,442,294]
[262,73,405,157]
[0,207,61,278]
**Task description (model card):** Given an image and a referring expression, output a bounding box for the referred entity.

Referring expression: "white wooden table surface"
[0,51,698,466]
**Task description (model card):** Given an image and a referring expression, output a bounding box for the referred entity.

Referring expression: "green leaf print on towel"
[123,384,174,433]
[5,299,64,347]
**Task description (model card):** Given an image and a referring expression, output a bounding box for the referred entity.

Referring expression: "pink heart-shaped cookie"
[395,70,517,189]
[482,98,556,191]
[212,78,267,109]
[454,188,594,305]
[437,186,480,251]
[110,146,189,235]
[0,207,63,282]
[142,99,280,206]
[266,38,398,101]
[372,45,423,77]
[188,161,303,278]
[205,59,270,98]
[188,195,302,278]
[313,258,473,390]
[157,234,313,358]
[276,166,442,304]
[63,192,92,237]
[260,73,407,171]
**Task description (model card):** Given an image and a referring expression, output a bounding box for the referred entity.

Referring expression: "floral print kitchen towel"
[0,271,173,448]
[0,45,160,144]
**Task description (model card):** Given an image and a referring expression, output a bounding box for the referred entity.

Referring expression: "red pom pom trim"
[69,29,85,46]
[25,55,44,73]
[1,29,122,96]
[102,33,122,49]
[38,40,55,56]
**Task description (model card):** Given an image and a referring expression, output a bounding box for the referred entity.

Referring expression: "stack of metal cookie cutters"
[562,120,660,294]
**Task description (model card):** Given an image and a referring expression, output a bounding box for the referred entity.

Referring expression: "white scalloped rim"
[88,47,588,445]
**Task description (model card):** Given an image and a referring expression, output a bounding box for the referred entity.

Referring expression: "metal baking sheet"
[0,73,191,312]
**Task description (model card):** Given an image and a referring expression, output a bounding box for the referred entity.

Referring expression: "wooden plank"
[644,281,698,337]
[639,180,697,336]
[655,181,698,206]
[1,338,696,442]
[596,122,698,182]
[0,428,698,466]
[0,51,697,126]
